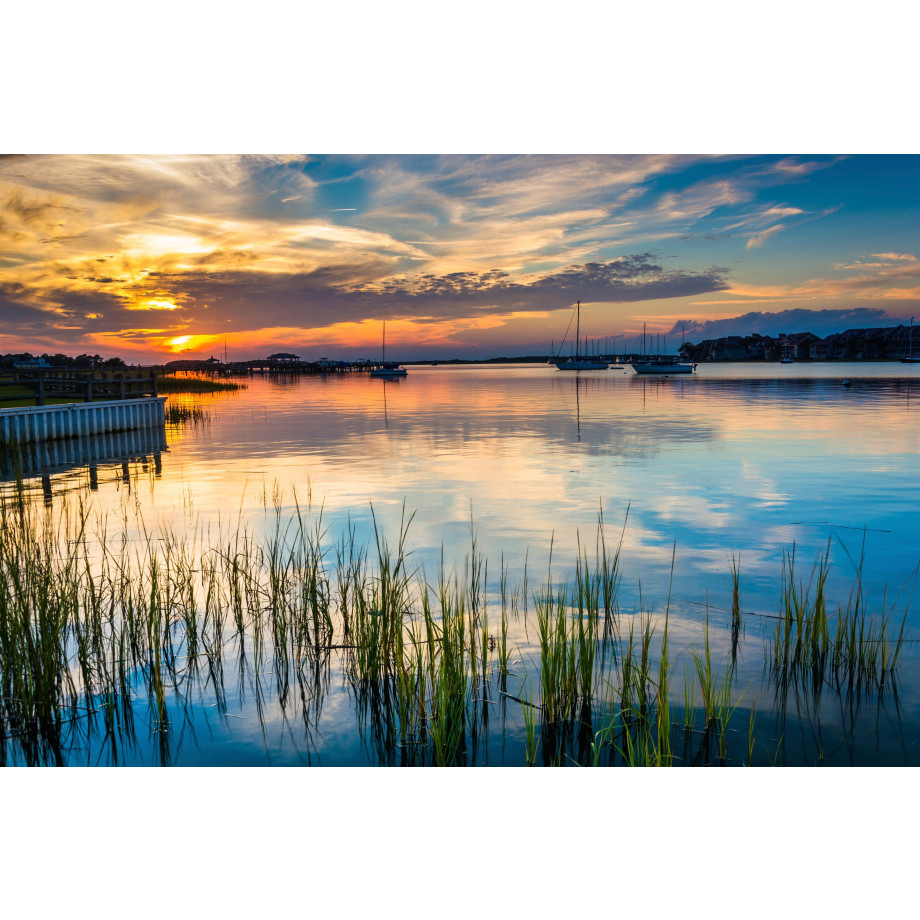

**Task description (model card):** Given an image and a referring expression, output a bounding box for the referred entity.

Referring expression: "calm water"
[4,362,920,765]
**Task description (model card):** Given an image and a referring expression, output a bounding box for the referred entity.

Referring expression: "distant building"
[267,352,300,364]
[786,332,820,360]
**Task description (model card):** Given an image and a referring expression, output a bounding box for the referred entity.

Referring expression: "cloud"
[129,254,732,335]
[871,252,918,262]
[745,224,786,249]
[0,154,898,359]
[726,249,920,300]
[0,252,731,356]
[769,156,846,177]
[670,307,898,340]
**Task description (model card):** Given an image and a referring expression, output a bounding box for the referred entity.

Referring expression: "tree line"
[0,352,127,370]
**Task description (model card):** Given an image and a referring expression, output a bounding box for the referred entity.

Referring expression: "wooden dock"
[0,369,157,406]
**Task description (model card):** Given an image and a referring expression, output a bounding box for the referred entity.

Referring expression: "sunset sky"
[1,154,918,362]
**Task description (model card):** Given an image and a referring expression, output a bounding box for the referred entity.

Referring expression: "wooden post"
[119,374,126,400]
[37,373,45,406]
[151,375,158,397]
[85,377,93,402]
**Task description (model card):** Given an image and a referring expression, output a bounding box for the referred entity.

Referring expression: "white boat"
[370,322,407,378]
[552,301,608,370]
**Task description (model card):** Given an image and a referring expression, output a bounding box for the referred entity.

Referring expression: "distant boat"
[630,358,696,375]
[629,322,696,374]
[370,322,407,378]
[780,357,795,364]
[553,301,609,370]
[901,317,920,363]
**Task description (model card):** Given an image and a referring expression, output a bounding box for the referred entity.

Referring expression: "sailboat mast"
[575,301,581,359]
[382,321,386,364]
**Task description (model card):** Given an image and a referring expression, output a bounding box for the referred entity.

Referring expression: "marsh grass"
[0,490,912,766]
[691,614,738,763]
[164,403,209,426]
[767,541,909,692]
[156,376,245,394]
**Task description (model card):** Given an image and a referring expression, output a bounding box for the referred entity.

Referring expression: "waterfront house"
[13,357,50,369]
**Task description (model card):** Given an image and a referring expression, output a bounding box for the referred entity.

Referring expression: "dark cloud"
[352,254,728,310]
[142,254,730,329]
[669,307,897,340]
[0,291,57,329]
[0,284,149,341]
[0,255,730,352]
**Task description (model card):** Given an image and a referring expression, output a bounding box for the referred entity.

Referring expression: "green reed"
[0,488,912,767]
[521,691,540,765]
[691,614,737,763]
[164,403,209,426]
[767,541,908,691]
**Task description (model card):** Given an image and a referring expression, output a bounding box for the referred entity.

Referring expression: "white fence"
[0,397,167,444]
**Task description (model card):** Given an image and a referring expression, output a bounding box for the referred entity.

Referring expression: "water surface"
[4,362,919,766]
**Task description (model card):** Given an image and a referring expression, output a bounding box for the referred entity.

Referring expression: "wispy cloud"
[872,252,918,262]
[746,224,787,249]
[0,154,910,359]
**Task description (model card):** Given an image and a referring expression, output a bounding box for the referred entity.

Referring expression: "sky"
[1,153,918,362]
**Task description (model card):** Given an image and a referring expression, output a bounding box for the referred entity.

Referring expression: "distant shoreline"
[137,355,919,371]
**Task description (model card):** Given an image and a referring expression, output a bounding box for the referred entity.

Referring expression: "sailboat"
[629,323,696,375]
[552,301,609,370]
[901,317,920,363]
[369,322,407,377]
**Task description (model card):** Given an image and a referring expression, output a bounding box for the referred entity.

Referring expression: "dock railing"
[0,369,158,407]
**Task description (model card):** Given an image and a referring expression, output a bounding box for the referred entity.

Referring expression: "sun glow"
[127,298,180,311]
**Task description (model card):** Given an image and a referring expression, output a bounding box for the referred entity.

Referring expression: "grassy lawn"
[0,397,93,408]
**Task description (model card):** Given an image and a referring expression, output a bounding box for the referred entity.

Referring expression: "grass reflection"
[0,486,914,766]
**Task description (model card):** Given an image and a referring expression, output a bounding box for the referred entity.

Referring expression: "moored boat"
[370,322,408,377]
[554,356,610,370]
[370,364,407,378]
[629,358,696,375]
[901,317,920,363]
[628,322,695,374]
[552,300,608,370]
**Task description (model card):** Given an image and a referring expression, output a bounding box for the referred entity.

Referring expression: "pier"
[0,397,167,445]
[0,369,158,406]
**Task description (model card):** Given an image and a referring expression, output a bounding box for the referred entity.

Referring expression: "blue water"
[4,362,920,765]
